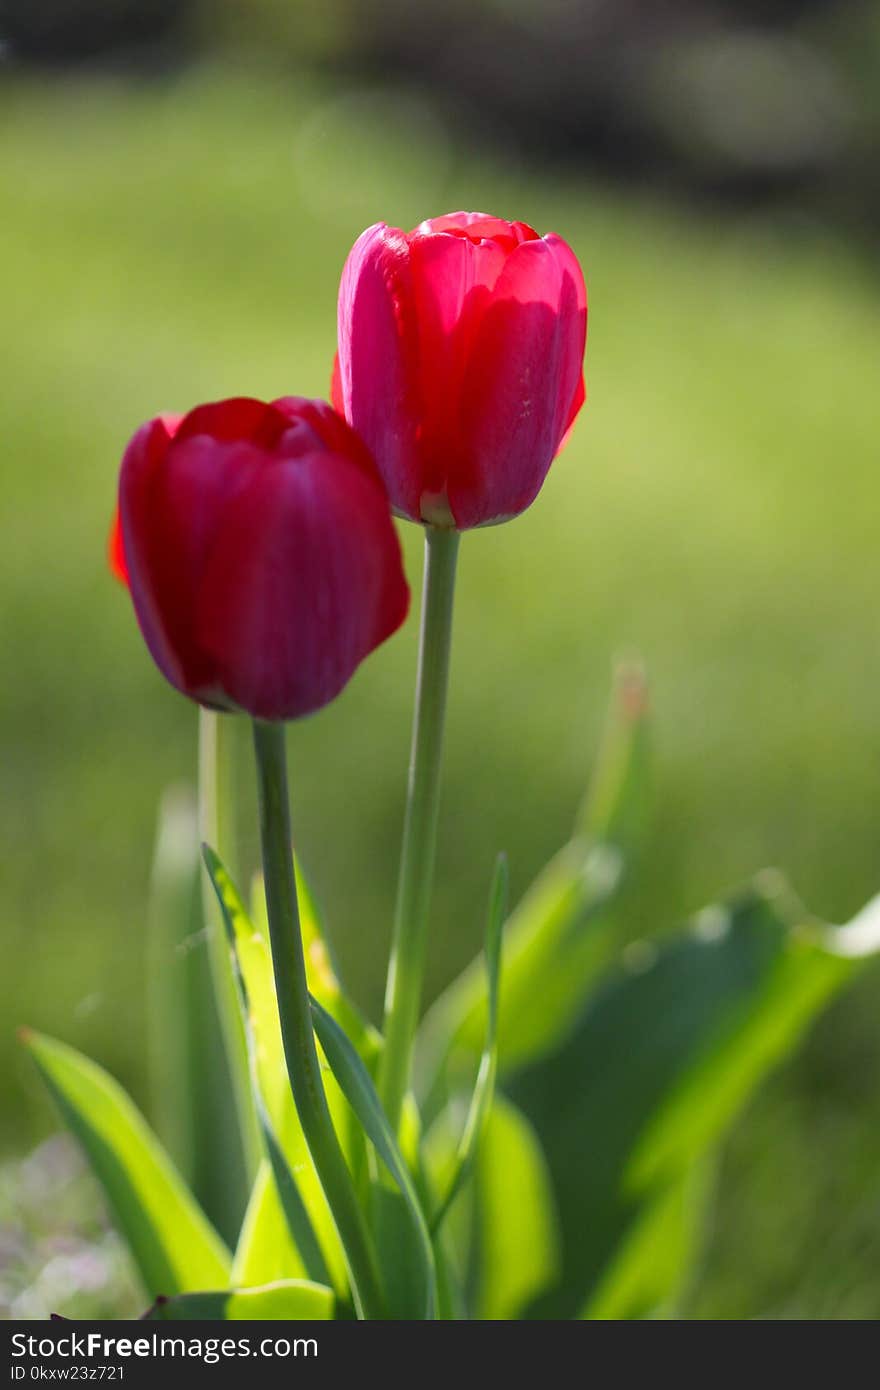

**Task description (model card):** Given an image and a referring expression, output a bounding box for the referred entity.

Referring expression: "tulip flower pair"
[113,210,587,1318]
[116,212,587,721]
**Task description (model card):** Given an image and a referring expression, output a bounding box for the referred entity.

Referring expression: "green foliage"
[418,663,649,1102]
[232,1160,307,1286]
[310,997,437,1320]
[143,1280,335,1321]
[22,656,880,1320]
[418,864,880,1319]
[430,854,507,1234]
[509,879,880,1317]
[22,733,880,1319]
[416,674,880,1319]
[469,1095,559,1320]
[145,784,248,1245]
[21,1032,230,1298]
[202,847,343,1293]
[253,859,382,1067]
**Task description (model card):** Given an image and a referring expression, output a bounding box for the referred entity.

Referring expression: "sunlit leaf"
[21,1031,231,1297]
[309,997,437,1320]
[252,858,381,1199]
[144,1279,335,1321]
[472,1094,560,1320]
[251,860,382,1063]
[203,847,341,1294]
[232,1160,306,1286]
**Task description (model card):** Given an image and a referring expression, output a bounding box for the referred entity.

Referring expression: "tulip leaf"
[232,1160,307,1286]
[424,1092,559,1319]
[430,854,507,1234]
[576,658,651,852]
[471,1094,560,1320]
[202,846,341,1293]
[584,1161,713,1320]
[21,1031,231,1297]
[145,785,247,1245]
[251,858,380,1198]
[308,996,437,1320]
[251,860,382,1063]
[143,1279,336,1321]
[417,662,649,1104]
[509,877,880,1318]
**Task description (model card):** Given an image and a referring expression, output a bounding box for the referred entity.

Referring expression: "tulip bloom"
[116,396,409,722]
[334,211,587,530]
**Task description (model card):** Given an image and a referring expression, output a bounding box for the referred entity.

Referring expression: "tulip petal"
[545,233,589,442]
[121,423,261,704]
[336,224,424,523]
[450,236,587,528]
[108,507,128,584]
[174,397,289,448]
[119,415,200,695]
[420,212,539,248]
[272,395,379,477]
[196,454,409,722]
[407,228,510,508]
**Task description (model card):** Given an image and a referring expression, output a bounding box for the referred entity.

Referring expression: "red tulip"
[333,211,587,530]
[116,396,409,721]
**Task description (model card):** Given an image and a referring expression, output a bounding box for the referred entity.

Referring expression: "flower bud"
[116,396,409,721]
[334,211,587,529]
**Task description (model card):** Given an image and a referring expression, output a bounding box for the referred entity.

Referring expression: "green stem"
[198,710,261,1182]
[251,720,385,1321]
[379,526,460,1132]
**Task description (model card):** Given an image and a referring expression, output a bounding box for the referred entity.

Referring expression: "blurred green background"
[2,0,880,1319]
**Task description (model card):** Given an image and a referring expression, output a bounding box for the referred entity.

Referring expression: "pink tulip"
[334,211,587,530]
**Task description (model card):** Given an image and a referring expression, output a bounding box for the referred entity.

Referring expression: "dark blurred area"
[1,0,878,227]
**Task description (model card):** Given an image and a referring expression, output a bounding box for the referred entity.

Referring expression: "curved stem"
[379,526,460,1132]
[251,720,385,1321]
[198,709,261,1182]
